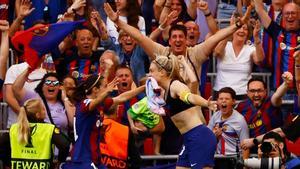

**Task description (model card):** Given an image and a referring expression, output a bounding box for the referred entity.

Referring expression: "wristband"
[253,138,259,146]
[204,12,212,17]
[158,25,165,31]
[164,5,171,8]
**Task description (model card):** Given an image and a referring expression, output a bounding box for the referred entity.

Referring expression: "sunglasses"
[44,80,60,86]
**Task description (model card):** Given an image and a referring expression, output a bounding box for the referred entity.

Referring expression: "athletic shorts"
[177,125,217,169]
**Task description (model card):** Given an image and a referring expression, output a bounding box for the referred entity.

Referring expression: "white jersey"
[208,109,249,155]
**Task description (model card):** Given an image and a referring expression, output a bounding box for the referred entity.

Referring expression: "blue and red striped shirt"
[71,98,111,164]
[266,21,300,89]
[236,96,283,137]
[55,48,101,81]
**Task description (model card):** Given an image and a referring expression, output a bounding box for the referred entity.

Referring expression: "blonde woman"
[0,99,69,169]
[149,55,217,169]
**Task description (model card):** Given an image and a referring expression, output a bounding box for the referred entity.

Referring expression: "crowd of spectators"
[0,0,299,168]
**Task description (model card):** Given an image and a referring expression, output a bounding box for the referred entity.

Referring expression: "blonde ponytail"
[17,99,44,145]
[154,55,183,82]
[17,106,30,144]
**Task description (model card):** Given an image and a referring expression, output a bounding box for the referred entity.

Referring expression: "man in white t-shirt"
[3,62,46,128]
[208,87,249,160]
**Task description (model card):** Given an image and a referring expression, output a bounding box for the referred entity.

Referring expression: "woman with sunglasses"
[148,55,218,169]
[12,67,74,138]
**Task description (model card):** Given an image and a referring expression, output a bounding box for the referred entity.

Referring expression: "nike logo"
[191,163,197,167]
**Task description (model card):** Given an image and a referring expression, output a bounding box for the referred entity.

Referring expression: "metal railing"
[0,102,8,130]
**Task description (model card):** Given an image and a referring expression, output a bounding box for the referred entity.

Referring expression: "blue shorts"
[60,161,107,169]
[177,125,217,169]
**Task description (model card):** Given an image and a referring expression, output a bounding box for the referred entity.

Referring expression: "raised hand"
[282,71,293,85]
[104,3,119,23]
[90,10,103,31]
[253,20,261,38]
[70,0,86,12]
[19,0,35,19]
[197,0,209,13]
[240,3,254,25]
[105,77,119,91]
[160,11,178,29]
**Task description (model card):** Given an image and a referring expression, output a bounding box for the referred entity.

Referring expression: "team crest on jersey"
[84,99,92,106]
[33,26,49,36]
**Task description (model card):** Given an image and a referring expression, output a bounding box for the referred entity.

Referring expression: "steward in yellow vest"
[10,123,54,169]
[0,99,69,169]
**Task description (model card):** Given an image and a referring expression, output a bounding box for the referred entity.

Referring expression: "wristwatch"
[253,138,259,146]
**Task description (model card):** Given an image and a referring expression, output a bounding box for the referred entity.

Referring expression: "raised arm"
[10,0,35,37]
[90,10,109,41]
[199,4,253,57]
[187,0,197,20]
[158,0,172,24]
[88,77,118,111]
[271,72,293,107]
[154,0,166,21]
[12,67,30,101]
[253,0,272,29]
[0,20,9,81]
[104,3,158,59]
[197,0,218,34]
[251,20,265,65]
[171,80,217,111]
[113,85,145,104]
[149,11,177,42]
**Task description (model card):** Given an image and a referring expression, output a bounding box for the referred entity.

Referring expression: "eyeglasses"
[44,80,60,86]
[283,11,297,17]
[248,89,265,94]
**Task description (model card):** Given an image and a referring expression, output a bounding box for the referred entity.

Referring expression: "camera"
[243,157,282,169]
[261,142,277,156]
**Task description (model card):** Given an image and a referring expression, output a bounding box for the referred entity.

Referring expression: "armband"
[179,91,192,104]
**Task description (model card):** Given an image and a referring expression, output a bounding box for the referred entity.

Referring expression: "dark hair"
[35,73,63,124]
[72,74,102,102]
[174,0,193,23]
[262,131,290,159]
[263,131,284,143]
[116,65,133,74]
[169,24,187,38]
[247,77,267,89]
[126,0,141,29]
[217,87,236,100]
[35,73,62,101]
[62,75,78,86]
